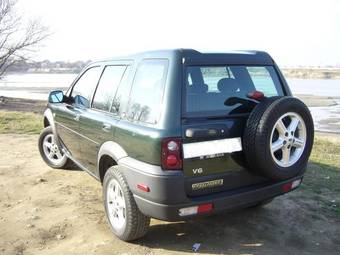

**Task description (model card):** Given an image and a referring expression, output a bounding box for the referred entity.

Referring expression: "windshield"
[184,65,284,117]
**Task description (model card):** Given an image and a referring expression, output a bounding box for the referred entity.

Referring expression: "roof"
[97,49,274,66]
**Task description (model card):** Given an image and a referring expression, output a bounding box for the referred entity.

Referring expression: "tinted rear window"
[185,66,283,116]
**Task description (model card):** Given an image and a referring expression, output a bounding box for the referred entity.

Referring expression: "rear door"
[182,65,284,196]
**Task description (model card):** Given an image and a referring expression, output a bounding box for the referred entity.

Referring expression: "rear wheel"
[103,166,150,241]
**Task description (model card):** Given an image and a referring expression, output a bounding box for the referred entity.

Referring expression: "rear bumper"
[119,157,303,221]
[133,176,302,221]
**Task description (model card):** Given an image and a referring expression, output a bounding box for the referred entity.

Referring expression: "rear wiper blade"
[206,113,250,119]
[224,97,257,107]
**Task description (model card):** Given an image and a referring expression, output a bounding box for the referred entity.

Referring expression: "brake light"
[161,138,182,170]
[247,90,265,101]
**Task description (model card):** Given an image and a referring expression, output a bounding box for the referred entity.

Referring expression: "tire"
[243,96,314,181]
[103,166,150,241]
[38,126,72,169]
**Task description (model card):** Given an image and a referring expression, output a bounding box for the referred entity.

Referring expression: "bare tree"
[0,0,49,77]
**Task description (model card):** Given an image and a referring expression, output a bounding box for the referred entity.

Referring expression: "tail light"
[161,138,182,170]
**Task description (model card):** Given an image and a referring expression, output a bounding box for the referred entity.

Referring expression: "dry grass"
[0,110,42,134]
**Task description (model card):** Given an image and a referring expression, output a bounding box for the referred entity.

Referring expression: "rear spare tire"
[243,96,314,181]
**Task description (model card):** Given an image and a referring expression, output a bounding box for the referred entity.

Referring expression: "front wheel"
[38,126,71,169]
[103,166,150,241]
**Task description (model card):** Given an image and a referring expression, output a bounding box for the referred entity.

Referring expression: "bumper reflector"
[282,178,302,192]
[179,203,213,216]
[137,184,150,192]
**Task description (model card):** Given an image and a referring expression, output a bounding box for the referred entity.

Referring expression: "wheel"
[38,126,72,169]
[243,96,314,181]
[103,166,150,241]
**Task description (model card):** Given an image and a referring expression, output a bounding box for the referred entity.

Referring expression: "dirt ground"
[0,134,339,255]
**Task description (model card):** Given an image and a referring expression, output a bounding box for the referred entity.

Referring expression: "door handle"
[102,123,111,132]
[74,114,80,121]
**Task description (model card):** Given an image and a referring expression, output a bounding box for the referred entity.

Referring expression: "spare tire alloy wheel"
[243,96,314,181]
[270,112,306,167]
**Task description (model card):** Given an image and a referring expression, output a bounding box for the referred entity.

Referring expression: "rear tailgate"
[182,118,267,197]
[182,64,285,196]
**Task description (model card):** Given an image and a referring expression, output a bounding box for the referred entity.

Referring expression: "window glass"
[201,67,234,92]
[71,66,101,108]
[127,59,168,124]
[111,66,132,115]
[247,67,279,96]
[185,65,283,117]
[92,65,126,111]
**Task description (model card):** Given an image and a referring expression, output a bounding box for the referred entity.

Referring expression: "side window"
[71,66,101,108]
[92,65,127,112]
[127,59,168,124]
[111,66,132,115]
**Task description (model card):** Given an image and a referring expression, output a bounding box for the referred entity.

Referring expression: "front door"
[54,65,102,162]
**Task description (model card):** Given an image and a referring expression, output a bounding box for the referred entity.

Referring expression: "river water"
[0,73,339,133]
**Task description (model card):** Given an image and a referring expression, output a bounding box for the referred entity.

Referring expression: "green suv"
[38,49,314,241]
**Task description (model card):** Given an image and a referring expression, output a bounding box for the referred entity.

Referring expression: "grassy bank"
[0,110,42,134]
[301,136,340,217]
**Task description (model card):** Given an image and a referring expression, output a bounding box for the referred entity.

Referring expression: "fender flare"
[43,108,61,147]
[96,141,128,177]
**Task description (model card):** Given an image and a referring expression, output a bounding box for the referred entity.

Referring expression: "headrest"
[217,78,239,93]
[188,83,208,93]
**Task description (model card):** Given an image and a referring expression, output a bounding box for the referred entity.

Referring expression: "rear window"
[185,65,283,116]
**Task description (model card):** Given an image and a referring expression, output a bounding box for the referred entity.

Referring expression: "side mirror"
[48,90,64,103]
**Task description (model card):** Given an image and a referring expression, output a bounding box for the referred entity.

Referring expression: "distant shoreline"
[282,68,340,79]
[2,68,340,80]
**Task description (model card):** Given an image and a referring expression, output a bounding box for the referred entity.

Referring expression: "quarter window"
[71,66,101,108]
[127,59,168,124]
[92,65,127,112]
[111,66,132,116]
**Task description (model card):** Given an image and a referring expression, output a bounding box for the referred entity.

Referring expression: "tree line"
[5,59,91,73]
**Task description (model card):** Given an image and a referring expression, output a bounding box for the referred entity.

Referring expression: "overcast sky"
[18,0,340,66]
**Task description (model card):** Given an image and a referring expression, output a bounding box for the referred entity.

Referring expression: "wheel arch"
[97,141,128,183]
[43,108,60,146]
